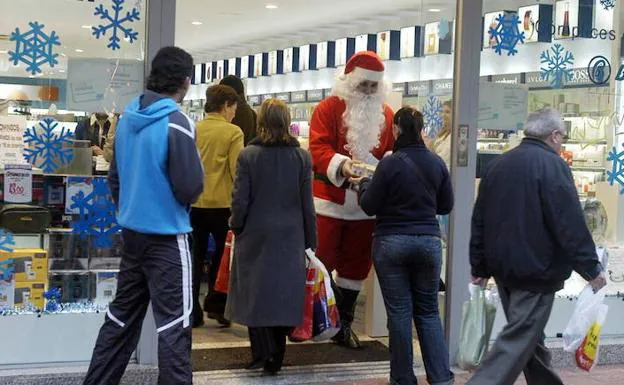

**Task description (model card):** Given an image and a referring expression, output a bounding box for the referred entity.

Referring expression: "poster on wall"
[215,61,225,80]
[205,62,213,83]
[424,23,440,55]
[317,41,328,69]
[299,45,310,71]
[268,51,278,75]
[401,27,416,58]
[478,82,528,131]
[0,116,27,168]
[335,38,348,66]
[228,58,237,76]
[66,59,143,113]
[283,48,294,73]
[193,65,202,85]
[240,56,249,78]
[355,34,370,52]
[555,0,579,40]
[519,5,540,43]
[377,31,391,60]
[483,11,507,49]
[254,53,263,77]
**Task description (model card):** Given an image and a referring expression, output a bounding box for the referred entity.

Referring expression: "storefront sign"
[67,58,143,113]
[525,68,593,88]
[0,116,27,167]
[588,56,611,85]
[4,164,32,203]
[491,74,522,84]
[307,89,324,101]
[392,83,406,94]
[407,81,430,96]
[275,93,290,103]
[431,79,453,96]
[291,91,306,103]
[261,94,273,102]
[247,95,261,106]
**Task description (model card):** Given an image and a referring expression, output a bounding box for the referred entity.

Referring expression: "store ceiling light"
[265,4,278,9]
[191,21,203,26]
[428,8,441,12]
[75,49,84,53]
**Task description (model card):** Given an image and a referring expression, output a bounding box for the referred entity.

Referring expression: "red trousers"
[316,215,375,285]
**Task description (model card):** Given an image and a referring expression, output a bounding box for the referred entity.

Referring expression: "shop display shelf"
[571,166,606,172]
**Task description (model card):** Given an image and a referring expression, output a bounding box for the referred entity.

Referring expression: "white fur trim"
[314,192,373,221]
[348,67,384,82]
[327,153,350,187]
[335,276,364,291]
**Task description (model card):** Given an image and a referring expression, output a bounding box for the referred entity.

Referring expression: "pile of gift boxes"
[0,230,122,312]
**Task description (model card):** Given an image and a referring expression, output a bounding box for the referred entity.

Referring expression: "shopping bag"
[289,264,317,342]
[214,231,235,294]
[575,304,608,372]
[563,284,607,352]
[458,284,498,370]
[305,249,341,341]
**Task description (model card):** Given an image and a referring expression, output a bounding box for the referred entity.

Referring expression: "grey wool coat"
[225,137,317,327]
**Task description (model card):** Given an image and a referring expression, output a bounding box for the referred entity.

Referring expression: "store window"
[0,0,146,365]
[478,0,624,338]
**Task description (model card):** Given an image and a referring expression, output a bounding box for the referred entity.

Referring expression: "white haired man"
[468,108,607,384]
[309,51,395,348]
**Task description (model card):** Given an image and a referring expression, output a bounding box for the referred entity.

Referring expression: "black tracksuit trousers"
[83,229,193,385]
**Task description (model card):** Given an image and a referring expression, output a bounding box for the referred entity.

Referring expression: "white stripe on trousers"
[156,234,192,333]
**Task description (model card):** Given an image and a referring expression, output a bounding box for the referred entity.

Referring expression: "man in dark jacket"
[467,108,606,385]
[83,47,204,385]
[220,75,257,145]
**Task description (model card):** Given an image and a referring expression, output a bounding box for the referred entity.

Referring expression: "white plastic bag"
[304,249,341,341]
[562,284,607,352]
[575,304,608,372]
[458,284,498,370]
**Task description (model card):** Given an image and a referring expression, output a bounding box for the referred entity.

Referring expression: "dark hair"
[205,85,239,113]
[146,47,194,95]
[257,99,295,144]
[393,106,425,150]
[220,75,245,97]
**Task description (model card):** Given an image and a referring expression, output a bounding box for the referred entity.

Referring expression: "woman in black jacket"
[351,107,455,385]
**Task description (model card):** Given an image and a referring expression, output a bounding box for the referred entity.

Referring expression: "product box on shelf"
[95,272,118,305]
[48,230,90,271]
[48,273,93,303]
[0,249,48,282]
[14,281,45,309]
[89,231,123,271]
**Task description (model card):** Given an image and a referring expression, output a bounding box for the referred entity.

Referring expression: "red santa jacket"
[309,96,395,207]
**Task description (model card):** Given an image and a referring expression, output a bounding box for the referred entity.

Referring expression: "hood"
[122,94,179,133]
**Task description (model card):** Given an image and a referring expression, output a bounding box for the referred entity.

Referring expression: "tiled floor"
[309,365,624,385]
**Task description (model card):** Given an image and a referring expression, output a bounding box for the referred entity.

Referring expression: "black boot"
[331,286,362,349]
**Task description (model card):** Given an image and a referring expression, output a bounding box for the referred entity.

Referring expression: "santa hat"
[344,51,385,82]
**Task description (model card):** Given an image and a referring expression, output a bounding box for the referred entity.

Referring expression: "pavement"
[309,365,624,384]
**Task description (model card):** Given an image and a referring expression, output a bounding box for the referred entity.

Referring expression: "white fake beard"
[332,74,388,162]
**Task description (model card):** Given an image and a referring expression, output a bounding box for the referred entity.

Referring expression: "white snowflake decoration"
[8,21,61,75]
[422,96,444,138]
[607,144,624,194]
[488,13,525,56]
[70,178,121,248]
[0,229,15,253]
[601,0,616,10]
[92,0,141,51]
[23,118,74,173]
[540,44,575,89]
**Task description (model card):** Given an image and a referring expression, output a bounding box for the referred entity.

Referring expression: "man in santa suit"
[309,51,395,348]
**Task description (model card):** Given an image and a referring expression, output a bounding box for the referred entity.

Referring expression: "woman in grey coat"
[226,98,317,375]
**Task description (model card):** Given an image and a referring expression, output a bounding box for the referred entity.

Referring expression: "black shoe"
[263,358,282,375]
[192,317,205,328]
[245,358,265,370]
[206,312,231,327]
[331,324,362,349]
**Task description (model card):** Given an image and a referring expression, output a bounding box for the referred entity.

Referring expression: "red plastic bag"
[214,231,234,293]
[289,265,317,342]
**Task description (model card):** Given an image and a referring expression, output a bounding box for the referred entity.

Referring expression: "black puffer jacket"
[470,138,602,293]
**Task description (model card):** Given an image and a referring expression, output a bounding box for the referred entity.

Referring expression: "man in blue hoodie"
[83,47,204,385]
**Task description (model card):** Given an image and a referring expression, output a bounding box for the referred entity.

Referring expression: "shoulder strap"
[394,152,434,195]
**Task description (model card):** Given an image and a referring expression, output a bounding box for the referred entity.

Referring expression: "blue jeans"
[373,235,454,385]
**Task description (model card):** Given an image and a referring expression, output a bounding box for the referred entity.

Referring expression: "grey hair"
[523,108,564,139]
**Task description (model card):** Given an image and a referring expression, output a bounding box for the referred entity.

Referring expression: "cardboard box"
[95,272,118,305]
[14,281,46,309]
[0,249,48,282]
[49,273,92,303]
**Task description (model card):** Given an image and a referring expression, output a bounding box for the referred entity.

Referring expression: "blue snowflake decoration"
[422,96,444,138]
[43,288,62,313]
[601,0,616,10]
[607,144,624,194]
[93,0,141,51]
[8,22,61,75]
[70,178,121,248]
[540,44,575,89]
[488,13,525,56]
[0,229,15,253]
[23,118,74,173]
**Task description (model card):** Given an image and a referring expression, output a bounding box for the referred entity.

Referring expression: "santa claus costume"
[309,51,395,348]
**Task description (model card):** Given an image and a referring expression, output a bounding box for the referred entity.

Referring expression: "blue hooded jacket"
[110,91,204,235]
